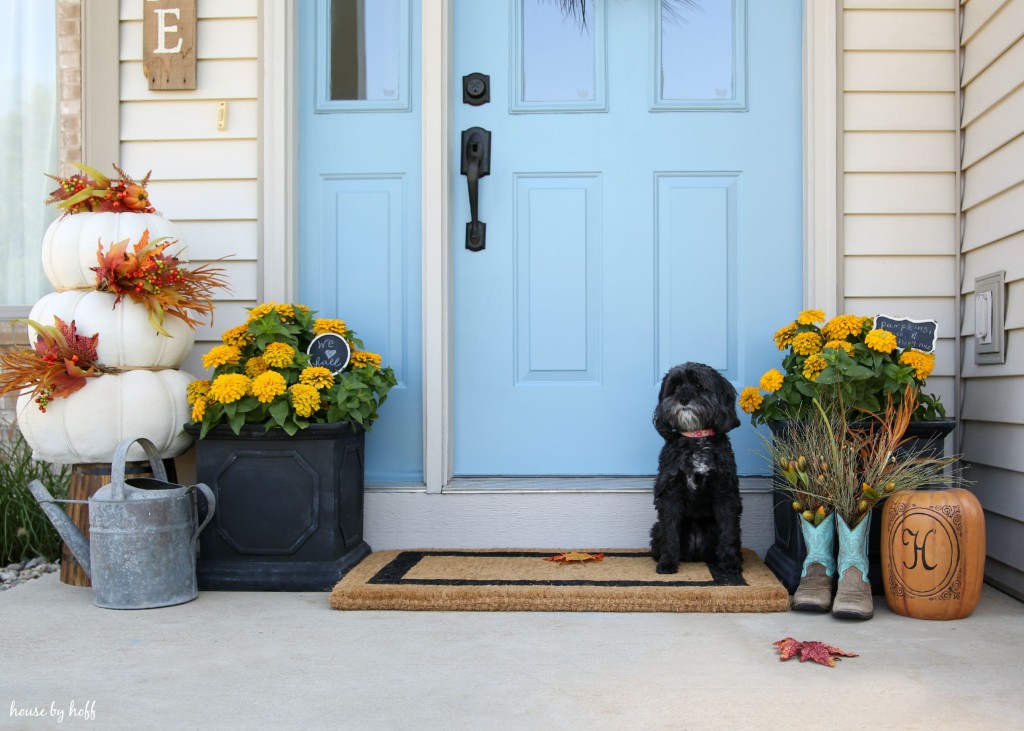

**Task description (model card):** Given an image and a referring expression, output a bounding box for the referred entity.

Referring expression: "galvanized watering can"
[28,436,216,609]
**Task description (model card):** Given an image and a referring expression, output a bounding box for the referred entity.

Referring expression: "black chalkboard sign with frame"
[306,333,351,374]
[874,315,937,353]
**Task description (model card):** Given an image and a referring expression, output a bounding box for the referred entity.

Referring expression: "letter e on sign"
[143,0,197,90]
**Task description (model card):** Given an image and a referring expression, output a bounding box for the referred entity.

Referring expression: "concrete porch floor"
[2,576,1023,730]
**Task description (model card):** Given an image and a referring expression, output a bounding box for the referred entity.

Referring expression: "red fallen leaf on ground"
[544,552,605,565]
[773,638,857,667]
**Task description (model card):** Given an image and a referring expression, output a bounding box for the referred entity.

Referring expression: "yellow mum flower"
[823,339,855,356]
[821,314,865,341]
[202,345,242,370]
[899,350,935,380]
[797,308,826,326]
[289,383,321,418]
[791,332,823,356]
[300,366,335,389]
[246,302,276,322]
[802,354,827,381]
[350,350,382,370]
[741,384,765,413]
[313,318,348,336]
[221,324,252,348]
[296,304,310,315]
[262,342,296,368]
[865,328,897,354]
[251,371,287,403]
[186,379,211,405]
[774,323,797,350]
[244,356,269,378]
[191,397,207,423]
[209,373,251,404]
[275,304,295,320]
[759,369,784,393]
[739,387,764,414]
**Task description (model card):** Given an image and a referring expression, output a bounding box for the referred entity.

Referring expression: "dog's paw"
[655,559,679,574]
[716,558,744,579]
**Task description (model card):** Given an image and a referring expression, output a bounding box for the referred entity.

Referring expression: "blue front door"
[452,0,803,476]
[298,0,423,482]
[299,0,803,482]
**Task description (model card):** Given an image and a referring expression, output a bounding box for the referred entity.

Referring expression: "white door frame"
[258,0,838,494]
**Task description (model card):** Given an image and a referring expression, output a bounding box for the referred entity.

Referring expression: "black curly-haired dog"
[650,362,744,577]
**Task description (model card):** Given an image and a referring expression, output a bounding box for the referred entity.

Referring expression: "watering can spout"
[27,479,90,578]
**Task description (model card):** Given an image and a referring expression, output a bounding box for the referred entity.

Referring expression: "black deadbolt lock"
[463,73,490,106]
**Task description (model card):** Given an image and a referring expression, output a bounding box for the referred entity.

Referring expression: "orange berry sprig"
[92,229,229,336]
[0,318,107,413]
[45,163,155,215]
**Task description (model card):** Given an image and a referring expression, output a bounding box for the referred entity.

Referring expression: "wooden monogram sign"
[143,0,197,90]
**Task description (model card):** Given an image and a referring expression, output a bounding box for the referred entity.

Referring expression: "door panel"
[453,0,803,476]
[298,0,423,483]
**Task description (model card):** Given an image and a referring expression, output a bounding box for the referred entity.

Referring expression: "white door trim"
[259,0,298,304]
[803,0,840,316]
[259,0,837,493]
[421,0,453,493]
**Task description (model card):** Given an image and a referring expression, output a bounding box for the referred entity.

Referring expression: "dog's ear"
[653,366,683,438]
[716,376,742,433]
[658,366,683,404]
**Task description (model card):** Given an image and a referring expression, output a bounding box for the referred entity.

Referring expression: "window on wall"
[0,0,58,310]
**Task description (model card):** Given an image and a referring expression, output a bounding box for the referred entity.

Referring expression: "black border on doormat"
[329,548,791,613]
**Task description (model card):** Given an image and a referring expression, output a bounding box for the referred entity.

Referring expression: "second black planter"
[763,418,956,595]
[185,422,371,591]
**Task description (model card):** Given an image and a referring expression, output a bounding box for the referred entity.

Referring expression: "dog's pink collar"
[680,428,715,438]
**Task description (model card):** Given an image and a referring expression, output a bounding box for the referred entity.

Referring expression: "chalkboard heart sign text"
[307,333,351,374]
[874,315,937,353]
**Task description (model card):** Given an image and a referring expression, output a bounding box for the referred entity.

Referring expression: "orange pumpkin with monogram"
[881,488,986,620]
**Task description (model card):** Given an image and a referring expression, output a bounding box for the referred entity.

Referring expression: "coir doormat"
[329,548,790,612]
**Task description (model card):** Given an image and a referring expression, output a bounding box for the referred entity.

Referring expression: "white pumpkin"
[16,369,195,463]
[41,211,185,290]
[29,291,196,369]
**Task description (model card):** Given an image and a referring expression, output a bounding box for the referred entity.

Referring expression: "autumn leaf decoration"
[92,230,229,336]
[544,551,605,565]
[0,318,108,412]
[45,163,156,215]
[773,637,858,668]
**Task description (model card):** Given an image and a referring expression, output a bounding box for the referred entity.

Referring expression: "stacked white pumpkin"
[18,211,196,463]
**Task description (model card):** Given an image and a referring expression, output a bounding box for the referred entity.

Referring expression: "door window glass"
[514,0,606,112]
[317,0,410,111]
[656,0,746,110]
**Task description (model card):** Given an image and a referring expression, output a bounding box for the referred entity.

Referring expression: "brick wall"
[57,0,82,173]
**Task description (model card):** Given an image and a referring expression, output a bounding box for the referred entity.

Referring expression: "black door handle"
[461,126,491,251]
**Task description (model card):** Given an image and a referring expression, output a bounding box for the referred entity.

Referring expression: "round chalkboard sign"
[306,333,351,375]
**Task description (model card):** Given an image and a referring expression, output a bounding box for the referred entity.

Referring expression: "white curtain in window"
[0,0,58,307]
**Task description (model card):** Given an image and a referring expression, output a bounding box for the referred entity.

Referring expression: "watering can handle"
[110,437,168,500]
[193,483,216,544]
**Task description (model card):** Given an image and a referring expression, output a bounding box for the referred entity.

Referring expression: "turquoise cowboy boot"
[792,511,836,612]
[832,513,873,620]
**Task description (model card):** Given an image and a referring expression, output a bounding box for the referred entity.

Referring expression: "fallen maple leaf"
[544,551,605,565]
[773,638,857,668]
[773,637,802,661]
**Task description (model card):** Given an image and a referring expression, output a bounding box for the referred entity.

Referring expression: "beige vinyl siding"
[960,0,1024,599]
[841,1,958,424]
[118,0,259,379]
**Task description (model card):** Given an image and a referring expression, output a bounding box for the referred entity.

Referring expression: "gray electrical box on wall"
[975,271,1006,365]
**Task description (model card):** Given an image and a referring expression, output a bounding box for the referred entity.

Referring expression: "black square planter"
[185,422,371,591]
[763,419,956,595]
